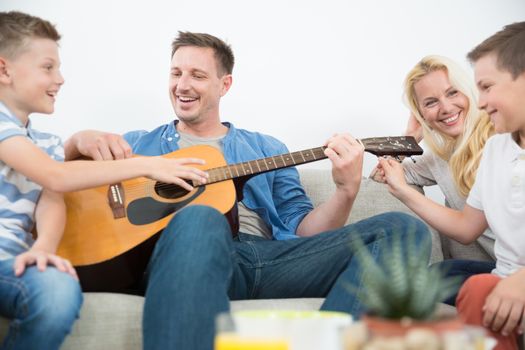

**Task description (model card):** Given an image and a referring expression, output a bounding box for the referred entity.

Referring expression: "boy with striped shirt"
[0,11,207,349]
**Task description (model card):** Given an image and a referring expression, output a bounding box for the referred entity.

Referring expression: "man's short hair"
[171,31,234,77]
[0,11,61,59]
[467,21,525,79]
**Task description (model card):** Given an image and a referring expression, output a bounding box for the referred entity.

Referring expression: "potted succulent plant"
[347,223,464,338]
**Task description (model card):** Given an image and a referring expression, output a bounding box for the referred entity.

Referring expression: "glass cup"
[217,310,352,350]
[214,312,289,350]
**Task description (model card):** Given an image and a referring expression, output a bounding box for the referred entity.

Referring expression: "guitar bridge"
[107,183,126,219]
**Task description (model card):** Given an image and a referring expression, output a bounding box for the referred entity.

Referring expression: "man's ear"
[220,74,233,97]
[0,57,12,84]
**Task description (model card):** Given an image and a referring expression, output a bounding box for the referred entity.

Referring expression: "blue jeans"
[0,259,83,350]
[433,259,496,306]
[142,206,430,350]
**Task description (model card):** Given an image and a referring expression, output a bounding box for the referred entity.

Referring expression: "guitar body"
[57,145,237,291]
[56,137,422,292]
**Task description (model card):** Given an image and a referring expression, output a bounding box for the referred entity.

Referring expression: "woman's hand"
[377,157,411,199]
[405,113,424,143]
[368,165,385,183]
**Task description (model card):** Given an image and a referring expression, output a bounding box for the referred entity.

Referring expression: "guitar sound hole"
[154,181,190,199]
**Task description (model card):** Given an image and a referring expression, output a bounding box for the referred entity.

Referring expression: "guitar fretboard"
[152,136,421,189]
[207,146,328,183]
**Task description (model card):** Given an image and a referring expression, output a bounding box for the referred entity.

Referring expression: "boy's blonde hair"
[404,55,494,197]
[0,11,61,59]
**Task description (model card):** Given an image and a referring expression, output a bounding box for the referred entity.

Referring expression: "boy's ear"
[0,57,12,84]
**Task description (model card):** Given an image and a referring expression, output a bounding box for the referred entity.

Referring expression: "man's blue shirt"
[123,121,314,240]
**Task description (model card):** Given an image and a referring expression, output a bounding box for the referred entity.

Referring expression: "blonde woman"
[374,55,496,303]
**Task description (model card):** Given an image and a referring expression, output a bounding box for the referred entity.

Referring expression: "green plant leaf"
[348,223,453,320]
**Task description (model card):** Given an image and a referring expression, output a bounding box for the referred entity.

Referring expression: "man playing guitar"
[64,32,430,350]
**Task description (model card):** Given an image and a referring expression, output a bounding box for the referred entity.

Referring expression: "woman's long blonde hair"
[404,55,494,197]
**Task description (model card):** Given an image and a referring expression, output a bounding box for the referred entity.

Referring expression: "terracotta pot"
[362,314,464,338]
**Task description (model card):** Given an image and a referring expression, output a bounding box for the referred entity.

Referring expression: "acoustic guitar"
[57,136,422,291]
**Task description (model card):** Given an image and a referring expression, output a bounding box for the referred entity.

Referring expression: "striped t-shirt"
[0,102,64,260]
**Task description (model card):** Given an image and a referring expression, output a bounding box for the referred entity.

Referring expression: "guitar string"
[160,148,326,190]
[125,156,411,197]
[145,139,419,193]
[114,148,328,199]
[105,139,419,197]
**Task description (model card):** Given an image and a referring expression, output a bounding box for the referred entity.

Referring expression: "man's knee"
[162,205,231,244]
[152,205,233,269]
[371,212,430,242]
[390,211,427,232]
[175,204,225,221]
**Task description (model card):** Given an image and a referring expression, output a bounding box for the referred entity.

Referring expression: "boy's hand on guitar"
[146,156,209,191]
[377,157,410,199]
[66,130,132,161]
[483,269,525,336]
[324,133,364,199]
[13,249,78,280]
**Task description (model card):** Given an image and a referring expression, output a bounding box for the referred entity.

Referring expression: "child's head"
[0,11,61,60]
[467,22,525,136]
[0,11,64,121]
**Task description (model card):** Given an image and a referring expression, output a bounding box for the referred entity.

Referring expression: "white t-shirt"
[467,133,525,277]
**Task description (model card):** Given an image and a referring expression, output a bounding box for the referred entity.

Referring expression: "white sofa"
[0,169,456,349]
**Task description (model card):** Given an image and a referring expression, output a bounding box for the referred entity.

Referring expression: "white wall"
[2,0,525,201]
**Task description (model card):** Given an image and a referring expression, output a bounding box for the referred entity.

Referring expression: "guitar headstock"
[360,136,423,157]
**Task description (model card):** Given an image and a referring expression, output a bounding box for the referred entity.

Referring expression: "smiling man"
[65,31,430,350]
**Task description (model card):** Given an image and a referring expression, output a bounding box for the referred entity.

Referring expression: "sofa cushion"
[0,293,145,350]
[231,298,324,312]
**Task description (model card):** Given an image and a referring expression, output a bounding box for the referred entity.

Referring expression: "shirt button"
[519,154,525,160]
[175,134,179,138]
[167,137,173,142]
[512,176,521,186]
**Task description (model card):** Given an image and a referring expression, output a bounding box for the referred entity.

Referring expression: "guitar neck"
[207,146,328,184]
[204,135,423,184]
